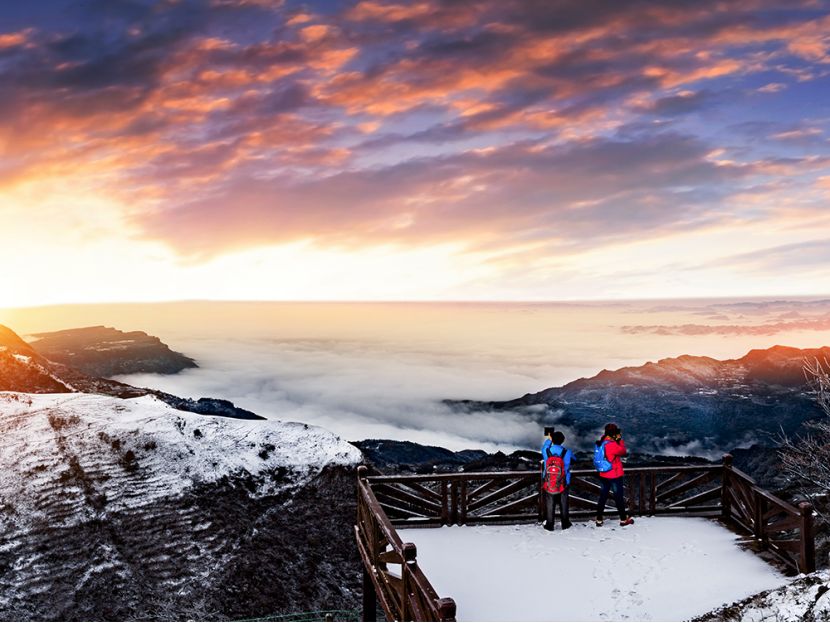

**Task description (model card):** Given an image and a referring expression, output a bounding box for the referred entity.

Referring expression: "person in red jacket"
[596,423,634,527]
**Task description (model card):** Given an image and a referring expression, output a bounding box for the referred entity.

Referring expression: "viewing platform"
[354,456,816,621]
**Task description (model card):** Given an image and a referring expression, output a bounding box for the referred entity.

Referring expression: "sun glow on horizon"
[3,167,829,307]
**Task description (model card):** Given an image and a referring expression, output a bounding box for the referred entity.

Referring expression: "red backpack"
[542,448,567,494]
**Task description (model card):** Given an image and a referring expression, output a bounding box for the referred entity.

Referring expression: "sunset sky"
[2,0,830,306]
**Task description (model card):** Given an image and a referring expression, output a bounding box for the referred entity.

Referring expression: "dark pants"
[544,487,571,529]
[597,476,627,520]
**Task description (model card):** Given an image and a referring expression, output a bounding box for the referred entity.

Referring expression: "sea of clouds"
[107,298,830,456]
[118,335,566,453]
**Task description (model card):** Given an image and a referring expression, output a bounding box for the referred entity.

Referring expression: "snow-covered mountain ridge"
[1,391,360,508]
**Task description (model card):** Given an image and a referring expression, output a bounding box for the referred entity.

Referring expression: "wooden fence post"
[362,566,377,622]
[721,454,732,521]
[638,473,646,516]
[629,475,637,517]
[450,481,459,525]
[754,492,767,547]
[649,472,656,515]
[460,478,468,525]
[357,465,378,623]
[437,598,457,622]
[441,481,449,525]
[799,502,816,573]
[402,543,417,620]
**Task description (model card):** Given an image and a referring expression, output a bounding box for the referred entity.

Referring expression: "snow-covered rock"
[0,391,362,620]
[696,570,830,621]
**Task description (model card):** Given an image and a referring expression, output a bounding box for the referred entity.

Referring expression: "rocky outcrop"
[0,326,72,393]
[27,325,197,377]
[0,349,71,393]
[152,395,263,420]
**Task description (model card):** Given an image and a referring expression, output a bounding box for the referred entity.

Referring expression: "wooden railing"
[355,466,456,622]
[722,454,816,575]
[355,456,816,622]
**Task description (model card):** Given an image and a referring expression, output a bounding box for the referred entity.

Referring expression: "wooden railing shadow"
[355,455,815,622]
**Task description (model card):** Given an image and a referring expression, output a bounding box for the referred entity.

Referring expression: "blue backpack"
[593,441,612,473]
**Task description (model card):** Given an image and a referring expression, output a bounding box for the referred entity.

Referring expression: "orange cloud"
[286,13,314,26]
[300,24,331,43]
[0,29,31,48]
[347,1,434,23]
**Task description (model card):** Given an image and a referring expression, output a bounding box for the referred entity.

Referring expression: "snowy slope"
[400,518,788,622]
[0,391,362,619]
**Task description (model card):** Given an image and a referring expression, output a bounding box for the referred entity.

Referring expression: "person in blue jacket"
[541,429,573,530]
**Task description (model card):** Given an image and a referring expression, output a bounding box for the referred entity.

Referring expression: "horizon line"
[3,293,830,310]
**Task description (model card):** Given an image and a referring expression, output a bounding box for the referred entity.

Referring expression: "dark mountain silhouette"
[27,325,197,377]
[450,346,829,456]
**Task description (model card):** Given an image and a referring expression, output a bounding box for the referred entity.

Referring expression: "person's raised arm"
[617,437,628,457]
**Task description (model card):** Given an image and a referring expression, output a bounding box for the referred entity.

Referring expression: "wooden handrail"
[366,464,721,484]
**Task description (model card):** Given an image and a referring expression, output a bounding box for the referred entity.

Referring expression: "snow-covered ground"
[400,518,789,621]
